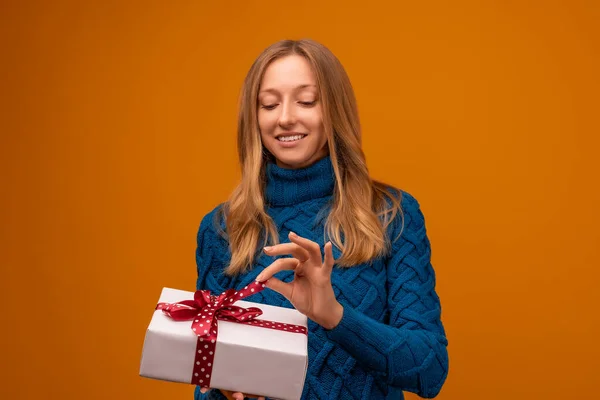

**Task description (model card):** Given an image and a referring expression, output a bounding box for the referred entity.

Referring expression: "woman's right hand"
[199,387,266,400]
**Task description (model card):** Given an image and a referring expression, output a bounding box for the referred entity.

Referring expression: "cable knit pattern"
[194,156,448,400]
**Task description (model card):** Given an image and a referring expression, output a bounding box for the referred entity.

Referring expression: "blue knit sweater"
[194,156,448,400]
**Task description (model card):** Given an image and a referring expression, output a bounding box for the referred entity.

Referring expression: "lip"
[275,133,307,148]
[275,132,306,139]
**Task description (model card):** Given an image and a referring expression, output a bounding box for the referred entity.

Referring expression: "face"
[257,55,328,169]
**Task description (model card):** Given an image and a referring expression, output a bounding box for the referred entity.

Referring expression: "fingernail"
[263,246,272,252]
[289,231,297,237]
[256,274,264,281]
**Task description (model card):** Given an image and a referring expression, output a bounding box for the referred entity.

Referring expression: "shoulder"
[398,190,422,218]
[399,190,427,236]
[197,203,227,245]
[196,203,235,292]
[381,185,423,218]
[381,186,427,242]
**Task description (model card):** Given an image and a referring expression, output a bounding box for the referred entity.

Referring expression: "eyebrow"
[259,84,317,94]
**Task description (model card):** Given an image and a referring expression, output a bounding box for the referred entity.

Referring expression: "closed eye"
[260,100,317,110]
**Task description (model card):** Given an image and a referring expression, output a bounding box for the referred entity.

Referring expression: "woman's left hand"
[256,232,344,330]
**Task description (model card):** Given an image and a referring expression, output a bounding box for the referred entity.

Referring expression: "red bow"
[157,286,264,338]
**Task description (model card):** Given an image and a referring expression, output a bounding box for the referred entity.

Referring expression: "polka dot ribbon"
[155,280,308,388]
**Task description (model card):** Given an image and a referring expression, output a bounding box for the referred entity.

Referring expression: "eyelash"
[261,101,317,110]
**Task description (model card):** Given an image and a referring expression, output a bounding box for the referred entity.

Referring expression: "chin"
[272,153,314,169]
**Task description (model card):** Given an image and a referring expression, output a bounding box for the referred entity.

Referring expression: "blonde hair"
[219,39,403,275]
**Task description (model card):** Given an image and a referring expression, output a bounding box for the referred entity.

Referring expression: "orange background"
[1,1,599,399]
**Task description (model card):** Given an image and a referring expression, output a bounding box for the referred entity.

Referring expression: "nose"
[278,101,296,127]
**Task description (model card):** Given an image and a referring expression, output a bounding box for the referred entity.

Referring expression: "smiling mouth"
[277,134,307,142]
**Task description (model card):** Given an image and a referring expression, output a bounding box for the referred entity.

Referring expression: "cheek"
[258,112,276,134]
[306,111,325,139]
[257,113,275,152]
[302,109,323,129]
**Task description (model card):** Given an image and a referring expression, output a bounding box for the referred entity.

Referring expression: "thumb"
[264,277,293,301]
[323,241,335,274]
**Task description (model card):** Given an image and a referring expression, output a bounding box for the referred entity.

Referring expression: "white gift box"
[140,287,308,400]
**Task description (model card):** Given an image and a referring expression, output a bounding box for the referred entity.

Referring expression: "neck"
[264,156,335,207]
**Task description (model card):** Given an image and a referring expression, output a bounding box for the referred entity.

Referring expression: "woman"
[196,39,448,400]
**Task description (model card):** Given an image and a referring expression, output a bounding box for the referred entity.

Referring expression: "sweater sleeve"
[195,204,231,293]
[196,208,216,291]
[325,192,449,398]
[194,206,229,400]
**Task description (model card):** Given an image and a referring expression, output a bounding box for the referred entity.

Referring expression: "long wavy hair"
[219,39,404,275]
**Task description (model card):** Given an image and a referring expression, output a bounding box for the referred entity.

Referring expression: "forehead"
[259,55,317,93]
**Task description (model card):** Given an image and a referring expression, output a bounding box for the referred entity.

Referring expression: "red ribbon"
[155,280,307,388]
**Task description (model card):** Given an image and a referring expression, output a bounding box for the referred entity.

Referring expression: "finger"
[263,242,310,262]
[232,393,244,400]
[264,276,293,300]
[288,232,322,265]
[323,241,335,274]
[200,387,209,394]
[256,257,299,281]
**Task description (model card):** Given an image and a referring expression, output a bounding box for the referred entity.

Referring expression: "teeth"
[278,135,305,142]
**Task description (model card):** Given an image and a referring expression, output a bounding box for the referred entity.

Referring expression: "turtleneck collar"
[264,156,335,207]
